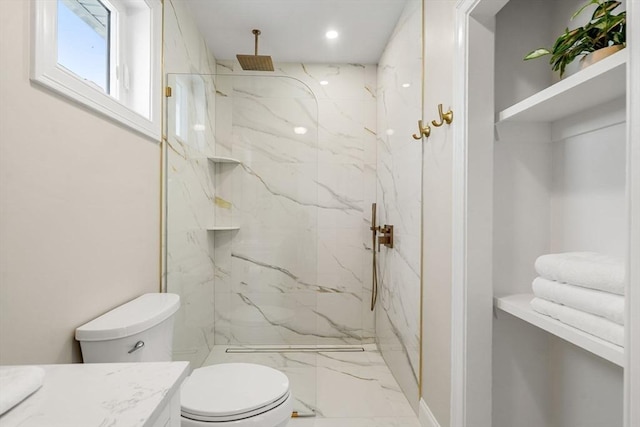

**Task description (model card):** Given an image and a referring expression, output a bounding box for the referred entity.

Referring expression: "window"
[57,0,110,93]
[32,0,161,139]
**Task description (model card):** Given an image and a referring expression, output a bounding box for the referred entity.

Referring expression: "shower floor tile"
[203,344,419,426]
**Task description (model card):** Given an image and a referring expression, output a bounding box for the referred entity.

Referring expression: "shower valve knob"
[377,225,394,250]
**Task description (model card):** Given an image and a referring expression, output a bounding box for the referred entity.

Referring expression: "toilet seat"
[180,363,291,423]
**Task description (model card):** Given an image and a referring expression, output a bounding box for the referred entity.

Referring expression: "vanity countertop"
[0,361,189,427]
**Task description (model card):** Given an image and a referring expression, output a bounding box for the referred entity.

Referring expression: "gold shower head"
[236,29,274,71]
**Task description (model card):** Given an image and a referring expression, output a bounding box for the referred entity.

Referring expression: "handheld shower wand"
[370,203,378,311]
[369,203,394,311]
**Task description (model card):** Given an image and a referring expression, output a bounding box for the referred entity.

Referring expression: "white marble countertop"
[0,362,189,427]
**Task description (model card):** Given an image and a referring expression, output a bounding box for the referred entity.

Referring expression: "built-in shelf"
[498,49,627,123]
[494,294,624,367]
[208,156,241,164]
[207,157,239,234]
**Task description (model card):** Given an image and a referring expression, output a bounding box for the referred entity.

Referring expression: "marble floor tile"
[202,344,419,426]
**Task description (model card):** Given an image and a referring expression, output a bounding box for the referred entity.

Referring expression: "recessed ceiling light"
[320,80,329,86]
[294,126,308,135]
[325,30,339,40]
[386,129,395,136]
[401,83,411,88]
[193,124,206,131]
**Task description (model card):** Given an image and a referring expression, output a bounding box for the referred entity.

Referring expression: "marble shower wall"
[375,0,423,412]
[212,62,377,346]
[163,0,218,368]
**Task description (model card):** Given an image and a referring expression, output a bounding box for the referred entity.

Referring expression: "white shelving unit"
[498,49,627,123]
[493,44,628,369]
[456,0,636,425]
[495,294,624,367]
[455,0,632,425]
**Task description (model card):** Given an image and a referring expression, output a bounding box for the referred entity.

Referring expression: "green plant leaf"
[552,28,583,52]
[592,14,624,30]
[524,48,551,60]
[592,1,621,19]
[612,32,625,45]
[599,14,625,28]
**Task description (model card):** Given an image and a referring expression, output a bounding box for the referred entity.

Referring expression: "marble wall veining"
[375,0,423,412]
[163,0,219,368]
[211,62,377,346]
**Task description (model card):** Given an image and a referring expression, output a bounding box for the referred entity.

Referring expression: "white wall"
[376,0,422,412]
[422,1,456,425]
[0,0,160,364]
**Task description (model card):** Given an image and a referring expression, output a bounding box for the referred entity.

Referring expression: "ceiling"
[181,0,409,64]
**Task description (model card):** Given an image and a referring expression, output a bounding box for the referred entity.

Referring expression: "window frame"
[31,0,162,140]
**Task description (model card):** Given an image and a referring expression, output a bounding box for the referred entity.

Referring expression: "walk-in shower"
[161,0,424,420]
[163,71,377,415]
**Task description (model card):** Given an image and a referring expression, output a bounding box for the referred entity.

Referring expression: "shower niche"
[207,156,240,232]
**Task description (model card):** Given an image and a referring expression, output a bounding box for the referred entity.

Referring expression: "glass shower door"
[165,72,319,416]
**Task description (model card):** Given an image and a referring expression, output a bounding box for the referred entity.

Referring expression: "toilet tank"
[75,293,180,363]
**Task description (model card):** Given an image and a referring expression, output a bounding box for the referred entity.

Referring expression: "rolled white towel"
[534,252,625,295]
[531,297,624,347]
[0,366,45,415]
[532,277,625,325]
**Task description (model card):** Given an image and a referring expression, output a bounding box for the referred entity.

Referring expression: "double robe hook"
[412,120,431,139]
[431,104,454,127]
[411,104,454,140]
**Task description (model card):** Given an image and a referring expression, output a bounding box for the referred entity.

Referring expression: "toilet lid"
[180,363,290,422]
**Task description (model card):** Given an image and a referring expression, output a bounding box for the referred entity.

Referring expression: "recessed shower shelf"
[206,226,240,231]
[497,49,627,124]
[495,294,624,367]
[208,156,241,164]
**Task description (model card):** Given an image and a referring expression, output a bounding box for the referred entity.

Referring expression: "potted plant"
[524,0,626,77]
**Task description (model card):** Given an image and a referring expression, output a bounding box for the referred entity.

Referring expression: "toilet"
[75,293,292,427]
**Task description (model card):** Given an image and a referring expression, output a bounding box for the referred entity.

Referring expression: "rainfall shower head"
[236,29,274,71]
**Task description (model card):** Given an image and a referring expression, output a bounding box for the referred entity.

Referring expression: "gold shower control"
[378,225,394,250]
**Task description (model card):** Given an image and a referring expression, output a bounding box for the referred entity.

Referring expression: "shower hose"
[370,203,378,311]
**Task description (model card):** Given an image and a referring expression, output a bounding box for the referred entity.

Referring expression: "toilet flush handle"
[128,340,145,354]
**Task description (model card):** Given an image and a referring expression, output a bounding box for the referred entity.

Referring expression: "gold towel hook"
[412,120,431,140]
[431,104,454,127]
